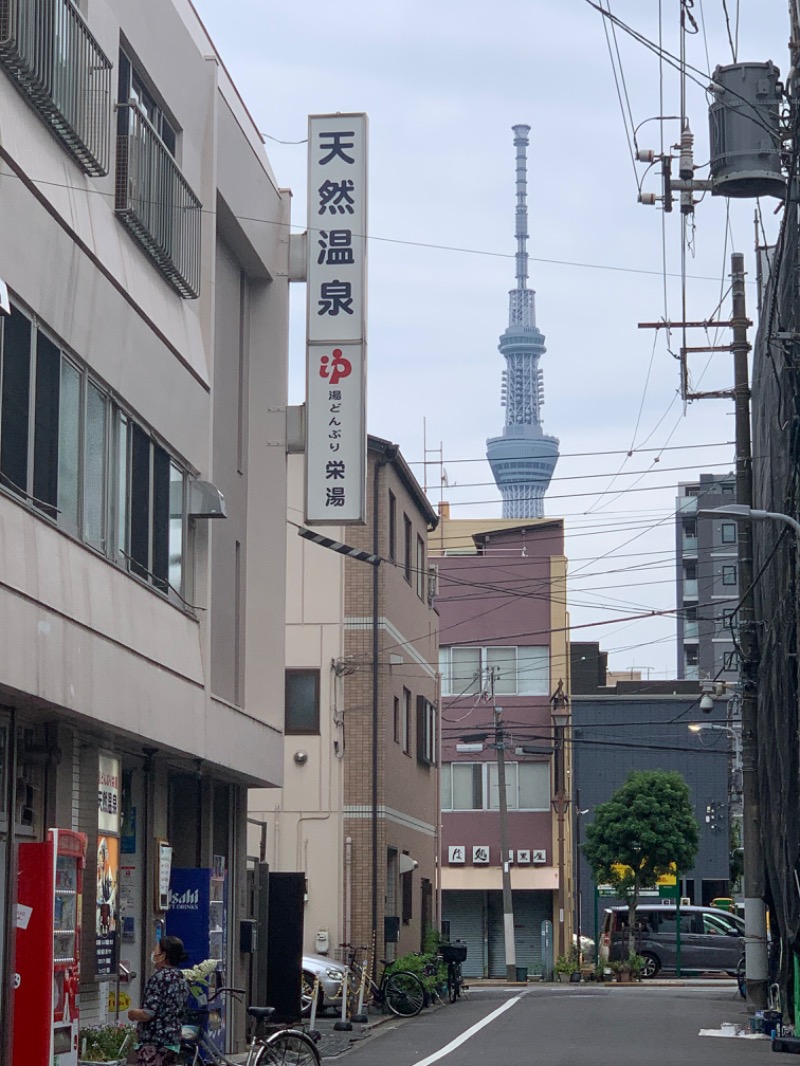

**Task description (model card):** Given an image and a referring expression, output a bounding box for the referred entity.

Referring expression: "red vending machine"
[13,828,87,1066]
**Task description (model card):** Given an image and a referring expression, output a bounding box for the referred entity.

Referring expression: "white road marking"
[412,994,525,1066]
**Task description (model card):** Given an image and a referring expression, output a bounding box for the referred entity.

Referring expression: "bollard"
[352,962,368,1023]
[307,975,321,1041]
[333,968,352,1031]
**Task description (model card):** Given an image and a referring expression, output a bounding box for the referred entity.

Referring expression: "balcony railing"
[0,0,111,175]
[115,104,201,299]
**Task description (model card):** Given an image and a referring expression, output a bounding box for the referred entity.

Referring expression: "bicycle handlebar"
[206,986,245,1001]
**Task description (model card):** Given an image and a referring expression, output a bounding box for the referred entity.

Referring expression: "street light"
[688,722,743,814]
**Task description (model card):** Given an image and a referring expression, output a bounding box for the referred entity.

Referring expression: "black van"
[599,904,744,977]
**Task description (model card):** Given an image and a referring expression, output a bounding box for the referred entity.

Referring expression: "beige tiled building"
[252,437,439,972]
[0,1,290,1056]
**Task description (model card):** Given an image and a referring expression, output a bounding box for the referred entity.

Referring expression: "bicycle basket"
[441,942,467,963]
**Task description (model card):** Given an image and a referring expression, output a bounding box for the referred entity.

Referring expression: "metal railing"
[0,0,112,175]
[115,103,201,299]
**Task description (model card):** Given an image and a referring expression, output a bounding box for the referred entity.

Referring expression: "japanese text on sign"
[306,113,368,524]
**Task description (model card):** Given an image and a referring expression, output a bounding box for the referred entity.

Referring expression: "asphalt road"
[333,985,776,1065]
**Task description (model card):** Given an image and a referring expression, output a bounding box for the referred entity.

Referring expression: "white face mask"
[150,952,158,964]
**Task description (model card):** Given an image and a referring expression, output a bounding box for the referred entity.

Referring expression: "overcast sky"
[192,0,788,679]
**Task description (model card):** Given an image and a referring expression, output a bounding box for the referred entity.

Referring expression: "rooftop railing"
[115,103,201,299]
[0,0,112,175]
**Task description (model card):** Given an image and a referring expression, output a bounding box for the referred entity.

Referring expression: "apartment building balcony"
[683,620,699,641]
[683,578,698,599]
[681,534,698,554]
[0,0,112,175]
[115,104,201,298]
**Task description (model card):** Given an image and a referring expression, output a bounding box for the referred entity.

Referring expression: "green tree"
[582,770,699,954]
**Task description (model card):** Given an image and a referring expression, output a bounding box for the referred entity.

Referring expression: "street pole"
[551,680,570,960]
[494,704,517,982]
[731,251,768,1010]
[575,789,583,967]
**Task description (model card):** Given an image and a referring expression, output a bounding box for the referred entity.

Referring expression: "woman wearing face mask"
[128,935,188,1065]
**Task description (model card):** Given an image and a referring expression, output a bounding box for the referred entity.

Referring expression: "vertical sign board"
[96,753,120,977]
[305,113,368,525]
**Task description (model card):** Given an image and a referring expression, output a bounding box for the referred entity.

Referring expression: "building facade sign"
[305,113,368,525]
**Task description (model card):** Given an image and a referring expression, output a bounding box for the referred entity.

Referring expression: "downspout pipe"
[372,444,398,949]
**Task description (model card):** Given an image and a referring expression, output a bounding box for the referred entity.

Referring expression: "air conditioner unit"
[532,849,546,864]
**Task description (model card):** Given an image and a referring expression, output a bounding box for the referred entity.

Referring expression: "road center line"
[413,995,526,1066]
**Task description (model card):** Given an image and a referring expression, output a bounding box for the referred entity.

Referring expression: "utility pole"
[551,679,570,960]
[731,251,768,1011]
[494,701,517,982]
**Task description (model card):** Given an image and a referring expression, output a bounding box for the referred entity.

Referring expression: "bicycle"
[439,942,467,1003]
[180,987,320,1066]
[340,944,425,1017]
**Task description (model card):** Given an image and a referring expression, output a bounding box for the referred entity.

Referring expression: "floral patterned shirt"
[138,967,188,1049]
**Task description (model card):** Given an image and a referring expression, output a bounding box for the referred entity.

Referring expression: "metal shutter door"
[442,890,486,978]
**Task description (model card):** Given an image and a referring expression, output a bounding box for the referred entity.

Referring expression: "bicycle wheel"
[255,1029,321,1066]
[447,962,458,1003]
[384,970,425,1017]
[736,954,746,999]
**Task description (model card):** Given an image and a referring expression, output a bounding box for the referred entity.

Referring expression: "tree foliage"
[582,770,699,953]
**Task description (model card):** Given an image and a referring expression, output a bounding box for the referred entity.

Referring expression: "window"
[285,670,320,734]
[402,688,411,754]
[388,491,396,561]
[440,761,550,810]
[115,50,201,299]
[684,561,697,581]
[683,519,697,538]
[685,646,699,666]
[403,514,412,583]
[0,303,188,600]
[722,564,737,586]
[439,646,550,696]
[416,535,425,600]
[119,51,176,155]
[393,696,400,744]
[416,696,436,765]
[721,522,737,544]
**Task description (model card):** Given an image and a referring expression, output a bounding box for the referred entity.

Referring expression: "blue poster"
[167,869,227,1055]
[166,868,210,967]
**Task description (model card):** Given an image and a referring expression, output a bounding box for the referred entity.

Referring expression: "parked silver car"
[301,953,346,1015]
[599,904,744,977]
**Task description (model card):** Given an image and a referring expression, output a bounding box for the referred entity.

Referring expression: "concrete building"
[0,0,290,1056]
[431,514,572,978]
[250,438,440,968]
[571,645,732,950]
[675,474,739,683]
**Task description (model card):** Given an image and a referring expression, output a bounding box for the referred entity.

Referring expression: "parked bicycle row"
[304,940,469,1029]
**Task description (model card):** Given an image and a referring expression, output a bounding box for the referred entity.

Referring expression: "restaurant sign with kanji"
[305,113,368,524]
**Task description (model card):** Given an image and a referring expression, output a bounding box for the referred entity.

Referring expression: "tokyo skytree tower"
[486,124,559,519]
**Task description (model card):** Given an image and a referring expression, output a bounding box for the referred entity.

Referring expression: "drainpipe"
[372,445,398,952]
[3,706,17,1066]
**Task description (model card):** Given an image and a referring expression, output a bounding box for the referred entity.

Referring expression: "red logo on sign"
[319,349,352,386]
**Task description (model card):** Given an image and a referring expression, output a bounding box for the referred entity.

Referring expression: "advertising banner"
[95,834,118,976]
[305,113,368,525]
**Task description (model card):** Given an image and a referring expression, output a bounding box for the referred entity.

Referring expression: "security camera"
[699,693,715,714]
[293,750,309,765]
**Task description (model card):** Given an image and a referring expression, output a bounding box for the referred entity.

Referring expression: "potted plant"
[78,1023,135,1064]
[611,952,644,983]
[554,949,579,982]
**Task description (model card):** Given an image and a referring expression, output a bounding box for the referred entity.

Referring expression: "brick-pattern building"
[343,438,439,958]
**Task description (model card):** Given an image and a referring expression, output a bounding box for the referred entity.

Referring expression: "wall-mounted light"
[294,751,309,766]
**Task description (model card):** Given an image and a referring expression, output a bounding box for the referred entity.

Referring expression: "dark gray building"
[675,474,739,683]
[571,647,732,952]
